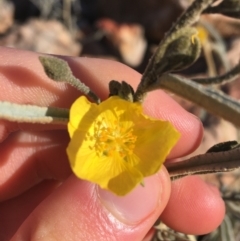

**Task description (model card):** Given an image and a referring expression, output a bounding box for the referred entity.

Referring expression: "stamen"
[86,116,136,158]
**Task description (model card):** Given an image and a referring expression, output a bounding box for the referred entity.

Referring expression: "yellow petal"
[108,165,143,196]
[67,132,142,193]
[68,96,99,138]
[134,120,180,176]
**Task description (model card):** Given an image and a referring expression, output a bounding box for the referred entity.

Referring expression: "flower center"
[86,118,137,159]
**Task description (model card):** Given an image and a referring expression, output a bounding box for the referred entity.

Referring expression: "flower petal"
[134,120,180,176]
[68,96,99,138]
[108,166,143,196]
[67,131,142,194]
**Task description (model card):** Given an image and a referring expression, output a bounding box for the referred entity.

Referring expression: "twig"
[135,0,215,102]
[149,73,240,127]
[165,144,240,180]
[0,101,69,125]
[203,0,240,19]
[192,61,240,84]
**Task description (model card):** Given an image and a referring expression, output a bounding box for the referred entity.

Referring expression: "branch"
[165,143,240,180]
[0,101,69,125]
[148,73,240,127]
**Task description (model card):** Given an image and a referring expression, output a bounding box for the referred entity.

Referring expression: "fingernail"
[98,173,162,225]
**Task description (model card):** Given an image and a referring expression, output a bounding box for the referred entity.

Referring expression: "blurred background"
[1,1,240,240]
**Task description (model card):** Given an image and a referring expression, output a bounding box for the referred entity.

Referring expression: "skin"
[0,47,225,241]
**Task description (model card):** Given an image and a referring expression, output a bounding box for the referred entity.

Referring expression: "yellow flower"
[67,96,180,196]
[191,26,208,45]
[196,25,208,44]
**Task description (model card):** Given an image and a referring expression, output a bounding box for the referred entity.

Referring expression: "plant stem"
[166,144,240,180]
[0,101,69,125]
[149,73,240,127]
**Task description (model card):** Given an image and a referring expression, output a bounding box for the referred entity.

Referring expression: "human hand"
[0,47,225,241]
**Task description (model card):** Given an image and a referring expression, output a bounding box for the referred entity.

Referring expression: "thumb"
[12,167,171,241]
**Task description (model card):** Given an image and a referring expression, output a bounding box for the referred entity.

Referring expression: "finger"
[0,47,203,158]
[0,180,58,241]
[12,168,171,241]
[0,130,71,201]
[160,176,225,235]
